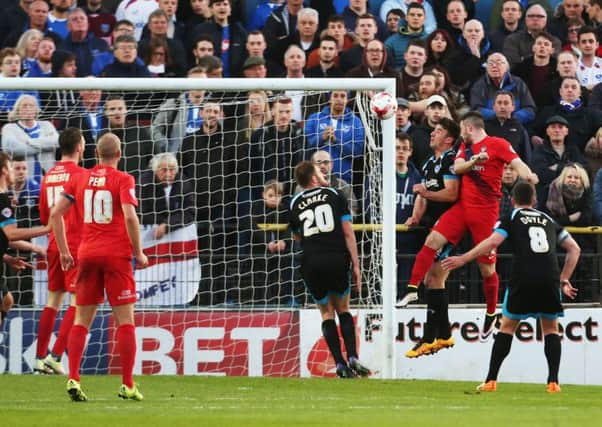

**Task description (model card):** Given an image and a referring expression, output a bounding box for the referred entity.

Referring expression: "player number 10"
[83,189,113,224]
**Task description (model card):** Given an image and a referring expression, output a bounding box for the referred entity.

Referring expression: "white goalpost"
[0,78,397,379]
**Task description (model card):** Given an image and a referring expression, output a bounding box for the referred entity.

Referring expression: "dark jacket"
[443,36,492,92]
[191,20,247,77]
[511,56,558,107]
[263,6,297,67]
[138,170,195,233]
[138,36,188,74]
[179,125,237,223]
[64,108,104,168]
[100,125,154,180]
[61,32,109,77]
[100,59,151,77]
[485,117,532,163]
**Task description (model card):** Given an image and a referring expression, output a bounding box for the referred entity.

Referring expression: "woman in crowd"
[143,37,185,77]
[15,29,44,74]
[1,94,58,182]
[425,29,456,68]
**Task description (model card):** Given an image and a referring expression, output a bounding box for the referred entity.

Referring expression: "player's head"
[59,127,84,161]
[262,179,284,209]
[96,132,121,162]
[511,181,536,207]
[460,111,485,144]
[11,155,28,185]
[295,160,328,189]
[431,117,460,150]
[0,152,13,185]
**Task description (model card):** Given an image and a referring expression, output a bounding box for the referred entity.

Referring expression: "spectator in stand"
[24,37,55,78]
[385,9,404,36]
[407,71,440,119]
[499,163,522,219]
[339,13,379,73]
[63,89,102,168]
[305,90,365,188]
[16,30,44,74]
[244,31,283,76]
[247,0,284,32]
[306,15,355,69]
[83,0,116,45]
[197,54,223,77]
[512,32,558,106]
[399,39,427,96]
[584,126,602,173]
[241,56,267,78]
[379,0,437,35]
[429,64,470,117]
[151,66,206,152]
[440,0,469,41]
[490,0,524,53]
[143,36,186,77]
[263,0,303,67]
[48,0,73,40]
[291,8,320,57]
[533,76,602,151]
[444,19,492,93]
[99,95,154,179]
[101,35,150,77]
[249,96,305,197]
[395,97,430,164]
[115,0,159,41]
[539,50,588,107]
[594,163,602,223]
[190,0,247,77]
[61,8,109,77]
[235,90,271,148]
[281,45,309,121]
[531,115,586,207]
[139,9,188,73]
[91,20,143,76]
[138,152,195,241]
[504,3,562,68]
[0,0,31,48]
[424,29,455,69]
[184,0,212,43]
[485,91,532,163]
[343,0,388,41]
[192,33,214,65]
[0,48,41,124]
[562,17,585,56]
[40,50,78,123]
[385,1,428,71]
[490,0,553,32]
[156,0,186,42]
[1,94,59,182]
[409,94,450,167]
[576,27,602,90]
[549,0,588,44]
[180,100,236,305]
[470,52,536,125]
[5,0,55,50]
[306,35,343,77]
[585,0,602,42]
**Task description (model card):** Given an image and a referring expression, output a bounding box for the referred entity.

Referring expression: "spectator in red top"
[306,35,343,78]
[82,0,116,45]
[306,15,355,69]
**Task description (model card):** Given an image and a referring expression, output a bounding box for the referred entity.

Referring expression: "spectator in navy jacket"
[101,35,150,77]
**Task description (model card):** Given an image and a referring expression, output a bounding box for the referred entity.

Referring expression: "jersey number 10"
[84,189,113,224]
[299,204,335,237]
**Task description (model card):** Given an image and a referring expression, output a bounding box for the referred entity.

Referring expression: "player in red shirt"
[49,133,148,402]
[34,128,86,375]
[398,112,539,348]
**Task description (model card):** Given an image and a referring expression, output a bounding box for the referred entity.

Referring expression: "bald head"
[96,132,121,160]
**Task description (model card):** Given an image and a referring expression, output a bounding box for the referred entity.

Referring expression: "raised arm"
[510,157,539,184]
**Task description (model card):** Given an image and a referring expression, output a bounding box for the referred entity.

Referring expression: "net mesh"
[1,85,386,377]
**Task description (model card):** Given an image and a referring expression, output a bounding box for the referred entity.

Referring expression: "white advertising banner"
[300,308,602,385]
[33,224,200,307]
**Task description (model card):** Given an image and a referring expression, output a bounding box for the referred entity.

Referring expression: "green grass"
[3,375,602,427]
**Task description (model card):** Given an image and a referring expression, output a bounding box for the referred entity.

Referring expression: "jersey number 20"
[528,226,549,253]
[299,204,335,237]
[84,189,113,224]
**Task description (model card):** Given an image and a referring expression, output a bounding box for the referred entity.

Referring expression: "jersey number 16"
[84,189,113,224]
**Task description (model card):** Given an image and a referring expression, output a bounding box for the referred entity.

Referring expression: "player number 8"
[528,226,549,253]
[83,189,113,224]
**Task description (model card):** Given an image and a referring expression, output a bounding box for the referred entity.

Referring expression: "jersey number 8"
[299,204,335,237]
[84,189,113,224]
[528,226,549,253]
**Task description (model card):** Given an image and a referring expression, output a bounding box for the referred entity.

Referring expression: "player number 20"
[528,226,549,253]
[83,189,113,224]
[299,204,335,237]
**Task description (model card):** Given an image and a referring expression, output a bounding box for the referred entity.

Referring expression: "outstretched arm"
[510,157,539,184]
[441,232,506,271]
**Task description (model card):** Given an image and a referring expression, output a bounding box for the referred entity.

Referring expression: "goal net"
[0,78,396,378]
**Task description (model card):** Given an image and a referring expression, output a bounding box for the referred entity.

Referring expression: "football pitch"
[2,376,602,427]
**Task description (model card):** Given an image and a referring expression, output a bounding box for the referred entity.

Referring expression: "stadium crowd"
[0,0,602,306]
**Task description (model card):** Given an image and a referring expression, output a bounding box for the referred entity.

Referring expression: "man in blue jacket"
[304,90,365,186]
[60,8,108,77]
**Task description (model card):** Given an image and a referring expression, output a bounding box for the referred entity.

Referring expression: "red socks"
[116,324,136,388]
[36,307,57,359]
[483,273,499,315]
[51,305,76,357]
[67,324,88,382]
[409,246,438,287]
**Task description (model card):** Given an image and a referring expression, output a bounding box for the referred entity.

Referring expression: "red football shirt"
[63,165,138,259]
[455,136,518,208]
[39,161,86,253]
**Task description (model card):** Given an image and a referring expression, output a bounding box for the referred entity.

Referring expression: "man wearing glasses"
[503,3,561,68]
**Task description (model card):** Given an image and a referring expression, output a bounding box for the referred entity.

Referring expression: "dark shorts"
[502,282,564,320]
[301,252,350,305]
